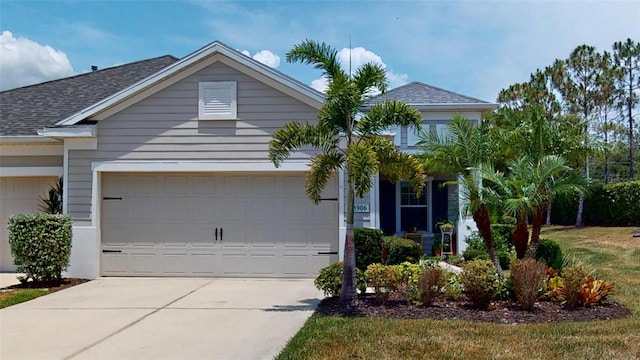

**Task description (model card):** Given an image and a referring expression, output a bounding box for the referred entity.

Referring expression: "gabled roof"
[368,81,496,110]
[55,41,325,127]
[0,55,179,136]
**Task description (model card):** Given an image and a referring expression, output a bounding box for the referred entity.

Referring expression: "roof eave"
[0,135,63,144]
[37,125,97,138]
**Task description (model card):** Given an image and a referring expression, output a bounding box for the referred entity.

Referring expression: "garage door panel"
[163,199,190,222]
[190,225,215,247]
[161,224,188,247]
[1,177,58,272]
[102,253,129,275]
[101,172,338,277]
[162,253,190,275]
[130,253,156,275]
[190,253,216,274]
[246,226,277,248]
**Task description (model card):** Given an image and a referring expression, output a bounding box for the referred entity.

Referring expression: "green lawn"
[277,226,640,360]
[0,288,48,309]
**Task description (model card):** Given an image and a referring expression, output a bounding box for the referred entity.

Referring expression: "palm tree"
[269,40,424,301]
[483,155,585,258]
[417,116,504,276]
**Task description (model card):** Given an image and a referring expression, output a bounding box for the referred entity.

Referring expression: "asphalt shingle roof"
[0,55,179,136]
[369,81,491,105]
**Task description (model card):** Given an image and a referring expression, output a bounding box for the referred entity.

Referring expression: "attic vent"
[198,81,237,120]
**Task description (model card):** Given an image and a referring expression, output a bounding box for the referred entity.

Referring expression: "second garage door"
[101,172,339,277]
[0,177,58,272]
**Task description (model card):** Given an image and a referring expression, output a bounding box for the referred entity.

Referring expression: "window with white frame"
[198,81,237,120]
[399,181,428,231]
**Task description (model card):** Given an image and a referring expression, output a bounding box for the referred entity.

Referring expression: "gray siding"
[0,156,63,167]
[67,61,320,219]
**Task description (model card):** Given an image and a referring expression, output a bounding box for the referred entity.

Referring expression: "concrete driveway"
[0,278,323,360]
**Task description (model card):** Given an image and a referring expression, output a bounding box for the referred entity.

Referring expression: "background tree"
[269,40,424,301]
[612,38,640,180]
[549,45,610,227]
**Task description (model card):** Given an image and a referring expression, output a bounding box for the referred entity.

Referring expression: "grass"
[0,288,49,309]
[277,226,640,360]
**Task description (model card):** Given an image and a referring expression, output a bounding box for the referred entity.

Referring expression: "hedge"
[551,180,640,226]
[8,213,73,282]
[354,228,384,269]
[382,236,422,265]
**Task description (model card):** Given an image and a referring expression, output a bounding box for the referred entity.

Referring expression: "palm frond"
[286,39,345,80]
[269,121,340,167]
[352,63,387,96]
[306,151,345,204]
[346,141,379,198]
[357,100,422,137]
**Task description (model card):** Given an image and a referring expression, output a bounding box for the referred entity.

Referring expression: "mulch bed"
[316,293,632,324]
[1,278,89,293]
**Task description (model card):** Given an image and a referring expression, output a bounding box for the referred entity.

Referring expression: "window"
[399,182,428,231]
[199,81,237,120]
[400,182,426,206]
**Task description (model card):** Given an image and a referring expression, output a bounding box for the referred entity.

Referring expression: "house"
[0,41,495,279]
[354,82,496,253]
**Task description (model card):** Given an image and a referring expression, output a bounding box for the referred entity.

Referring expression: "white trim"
[338,167,346,261]
[0,136,62,144]
[91,160,311,173]
[0,166,62,177]
[427,180,433,232]
[55,41,324,126]
[0,144,63,156]
[369,173,379,229]
[38,126,96,137]
[397,103,496,111]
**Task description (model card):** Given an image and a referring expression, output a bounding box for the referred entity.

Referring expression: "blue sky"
[1,0,639,101]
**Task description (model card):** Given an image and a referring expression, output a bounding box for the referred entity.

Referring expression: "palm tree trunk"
[513,215,529,259]
[528,208,545,258]
[545,205,552,226]
[340,169,357,302]
[575,194,585,228]
[472,204,503,277]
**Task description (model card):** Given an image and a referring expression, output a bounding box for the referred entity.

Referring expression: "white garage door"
[101,172,339,277]
[0,177,57,272]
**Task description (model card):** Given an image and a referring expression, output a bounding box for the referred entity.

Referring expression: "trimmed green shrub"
[383,236,422,265]
[365,263,403,301]
[354,227,384,269]
[535,238,564,271]
[510,258,547,311]
[8,213,72,282]
[314,262,367,297]
[460,259,499,309]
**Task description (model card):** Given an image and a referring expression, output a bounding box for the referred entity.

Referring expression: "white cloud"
[252,50,280,68]
[310,47,409,93]
[310,77,328,93]
[0,31,74,90]
[239,49,280,68]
